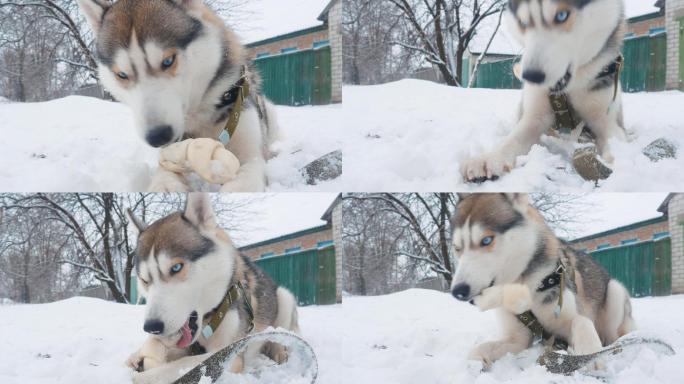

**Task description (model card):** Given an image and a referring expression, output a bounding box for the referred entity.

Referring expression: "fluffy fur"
[77,0,279,192]
[450,193,635,367]
[125,193,299,384]
[461,0,627,182]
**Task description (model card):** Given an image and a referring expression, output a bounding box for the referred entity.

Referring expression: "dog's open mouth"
[176,311,199,349]
[550,68,572,93]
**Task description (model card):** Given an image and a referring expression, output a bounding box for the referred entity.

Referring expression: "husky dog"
[461,0,627,182]
[77,0,278,191]
[450,193,635,367]
[126,193,300,384]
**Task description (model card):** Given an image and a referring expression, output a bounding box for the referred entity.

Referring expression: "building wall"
[328,0,343,103]
[666,0,684,89]
[241,227,333,260]
[668,194,684,294]
[627,15,665,36]
[572,219,669,252]
[331,200,344,302]
[246,29,329,60]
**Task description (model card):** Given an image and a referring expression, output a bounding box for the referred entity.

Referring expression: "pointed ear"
[77,0,110,35]
[456,193,471,204]
[127,208,147,233]
[504,193,530,207]
[171,0,203,10]
[184,193,216,229]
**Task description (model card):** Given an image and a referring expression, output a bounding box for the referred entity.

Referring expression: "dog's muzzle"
[176,311,199,349]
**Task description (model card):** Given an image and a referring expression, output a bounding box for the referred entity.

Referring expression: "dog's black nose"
[522,69,546,84]
[451,283,471,301]
[143,319,165,335]
[145,125,174,148]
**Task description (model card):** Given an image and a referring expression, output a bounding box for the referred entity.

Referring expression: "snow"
[1,291,682,383]
[0,96,342,192]
[0,297,341,384]
[624,0,660,19]
[238,0,330,45]
[338,289,684,384]
[342,80,684,192]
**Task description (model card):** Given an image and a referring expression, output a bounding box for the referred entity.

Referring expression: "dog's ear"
[504,193,530,207]
[77,0,110,35]
[171,0,203,10]
[127,208,147,233]
[184,193,217,230]
[456,193,471,204]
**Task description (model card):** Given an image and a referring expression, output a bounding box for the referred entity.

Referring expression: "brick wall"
[572,219,669,251]
[246,29,329,60]
[666,0,684,89]
[241,227,333,261]
[627,16,665,36]
[668,194,684,294]
[331,200,344,302]
[328,0,343,103]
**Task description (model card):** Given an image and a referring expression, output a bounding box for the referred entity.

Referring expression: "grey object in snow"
[572,145,613,182]
[173,331,318,384]
[643,138,678,162]
[300,150,342,185]
[539,334,675,375]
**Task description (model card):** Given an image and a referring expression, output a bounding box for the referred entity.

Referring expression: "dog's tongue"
[176,320,193,349]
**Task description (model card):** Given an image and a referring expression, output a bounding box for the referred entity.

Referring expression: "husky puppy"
[461,0,627,182]
[77,0,279,191]
[126,193,300,384]
[450,193,635,366]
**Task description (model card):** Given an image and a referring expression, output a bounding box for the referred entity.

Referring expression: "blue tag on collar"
[202,325,214,339]
[218,130,231,146]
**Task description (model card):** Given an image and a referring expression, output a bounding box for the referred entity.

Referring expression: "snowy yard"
[343,80,684,192]
[1,290,682,384]
[0,97,342,192]
[339,289,684,384]
[0,298,342,384]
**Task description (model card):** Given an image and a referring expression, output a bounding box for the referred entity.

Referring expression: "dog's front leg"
[147,168,190,192]
[473,284,532,314]
[570,315,603,355]
[468,312,532,368]
[577,96,627,165]
[125,337,169,372]
[219,157,266,192]
[461,86,552,182]
[131,354,209,384]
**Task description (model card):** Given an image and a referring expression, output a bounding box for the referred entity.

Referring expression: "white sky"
[224,193,338,247]
[567,193,669,239]
[233,0,330,44]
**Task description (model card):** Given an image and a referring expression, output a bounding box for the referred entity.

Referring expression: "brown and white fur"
[126,193,299,384]
[461,0,627,182]
[450,193,635,367]
[77,0,279,192]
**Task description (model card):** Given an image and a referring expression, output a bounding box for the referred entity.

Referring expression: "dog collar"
[189,281,255,356]
[215,66,250,146]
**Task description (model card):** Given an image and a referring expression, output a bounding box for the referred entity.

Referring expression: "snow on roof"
[236,0,331,45]
[467,14,522,56]
[624,0,660,19]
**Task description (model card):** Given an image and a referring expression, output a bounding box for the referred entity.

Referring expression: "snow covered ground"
[343,80,684,192]
[0,298,341,384]
[1,290,681,384]
[0,97,342,192]
[339,289,684,384]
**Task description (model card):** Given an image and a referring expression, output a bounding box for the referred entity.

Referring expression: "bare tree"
[386,0,505,86]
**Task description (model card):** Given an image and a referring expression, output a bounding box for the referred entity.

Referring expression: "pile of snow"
[0,96,341,192]
[343,80,684,191]
[624,0,660,19]
[339,289,683,384]
[0,297,341,384]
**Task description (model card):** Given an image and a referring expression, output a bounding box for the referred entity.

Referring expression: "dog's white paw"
[148,171,190,192]
[125,350,144,372]
[461,151,515,183]
[467,343,496,369]
[472,286,503,311]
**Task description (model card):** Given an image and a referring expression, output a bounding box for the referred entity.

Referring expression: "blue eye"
[170,263,183,274]
[161,55,176,69]
[116,71,128,80]
[555,10,570,23]
[481,236,494,246]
